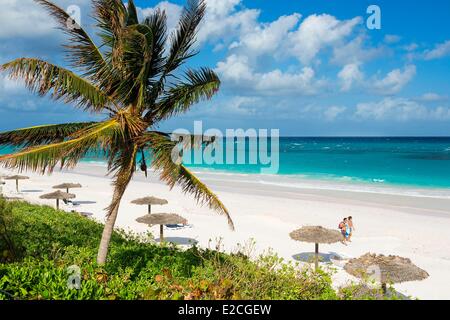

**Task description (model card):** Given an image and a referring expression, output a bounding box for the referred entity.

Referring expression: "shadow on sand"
[21,190,44,193]
[157,237,198,246]
[292,251,344,263]
[73,201,97,205]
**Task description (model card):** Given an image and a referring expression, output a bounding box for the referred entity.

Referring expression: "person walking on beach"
[339,218,348,245]
[347,216,355,242]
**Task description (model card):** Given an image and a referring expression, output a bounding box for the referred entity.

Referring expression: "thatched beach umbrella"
[40,190,75,210]
[344,253,429,294]
[53,183,82,194]
[136,213,187,244]
[290,226,342,270]
[131,196,168,214]
[5,175,29,192]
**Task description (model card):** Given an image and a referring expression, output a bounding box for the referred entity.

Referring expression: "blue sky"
[0,0,449,136]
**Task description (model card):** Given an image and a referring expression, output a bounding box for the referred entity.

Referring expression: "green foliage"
[0,198,392,300]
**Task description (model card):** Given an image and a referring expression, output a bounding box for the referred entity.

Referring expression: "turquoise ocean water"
[2,137,450,189]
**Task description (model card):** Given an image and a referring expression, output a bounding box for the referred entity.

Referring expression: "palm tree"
[0,0,234,264]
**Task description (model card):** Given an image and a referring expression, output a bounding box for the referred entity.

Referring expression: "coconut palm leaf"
[126,0,139,26]
[151,68,220,121]
[165,0,206,74]
[145,0,206,108]
[0,122,97,148]
[143,10,167,81]
[144,131,234,229]
[1,59,116,113]
[34,0,107,79]
[94,0,127,68]
[116,24,154,106]
[0,120,121,173]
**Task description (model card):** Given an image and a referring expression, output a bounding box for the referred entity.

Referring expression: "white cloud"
[355,97,450,121]
[384,34,401,44]
[138,0,260,51]
[417,93,448,102]
[215,54,325,95]
[403,43,419,52]
[371,65,416,95]
[229,13,301,56]
[323,106,347,121]
[0,75,24,93]
[0,74,38,111]
[423,40,450,60]
[0,0,92,39]
[197,0,260,47]
[140,1,183,32]
[0,0,56,39]
[331,35,387,66]
[286,14,362,65]
[338,63,363,92]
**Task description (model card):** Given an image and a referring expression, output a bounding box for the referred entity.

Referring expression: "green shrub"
[0,197,394,300]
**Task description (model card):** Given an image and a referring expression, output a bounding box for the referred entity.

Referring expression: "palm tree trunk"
[97,187,123,264]
[314,243,319,271]
[96,145,137,265]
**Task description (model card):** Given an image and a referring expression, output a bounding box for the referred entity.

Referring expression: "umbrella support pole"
[314,243,319,271]
[56,199,60,210]
[160,225,164,245]
[381,283,387,295]
[148,205,151,214]
[16,180,19,193]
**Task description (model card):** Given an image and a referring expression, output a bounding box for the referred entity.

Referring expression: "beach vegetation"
[0,198,397,300]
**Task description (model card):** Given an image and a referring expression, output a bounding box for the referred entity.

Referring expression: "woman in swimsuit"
[339,218,348,244]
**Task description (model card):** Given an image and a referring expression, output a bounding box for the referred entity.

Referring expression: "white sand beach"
[2,163,450,300]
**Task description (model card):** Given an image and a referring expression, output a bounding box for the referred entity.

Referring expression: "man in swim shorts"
[347,216,355,242]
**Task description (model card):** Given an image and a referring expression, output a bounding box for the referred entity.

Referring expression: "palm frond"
[151,68,220,121]
[143,9,167,80]
[1,58,116,113]
[94,0,127,68]
[165,0,206,74]
[34,0,107,79]
[0,120,120,173]
[178,166,234,229]
[145,131,234,229]
[0,122,97,148]
[126,0,139,26]
[116,24,152,106]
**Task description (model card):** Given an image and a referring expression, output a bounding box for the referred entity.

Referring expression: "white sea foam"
[189,168,450,199]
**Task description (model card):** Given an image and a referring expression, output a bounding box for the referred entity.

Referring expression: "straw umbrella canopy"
[136,213,187,244]
[290,226,342,270]
[131,196,168,214]
[40,190,76,210]
[344,253,429,294]
[5,175,29,192]
[53,183,82,194]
